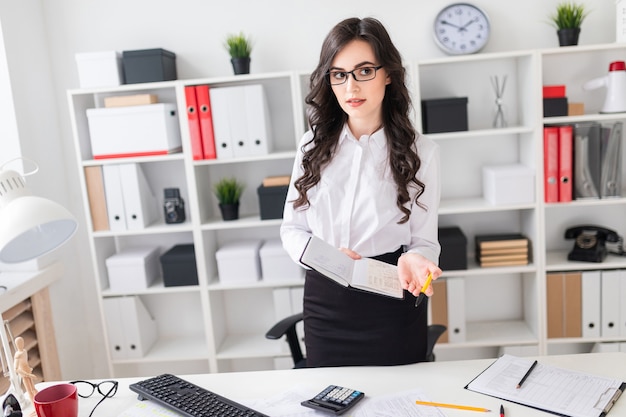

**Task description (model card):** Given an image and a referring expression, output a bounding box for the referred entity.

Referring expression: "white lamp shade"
[0,195,77,263]
[0,167,77,263]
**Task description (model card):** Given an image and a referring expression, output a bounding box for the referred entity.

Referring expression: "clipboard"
[464,354,625,417]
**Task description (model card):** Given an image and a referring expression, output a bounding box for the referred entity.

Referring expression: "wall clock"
[433,3,491,55]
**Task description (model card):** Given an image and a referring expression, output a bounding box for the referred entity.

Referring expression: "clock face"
[433,3,491,55]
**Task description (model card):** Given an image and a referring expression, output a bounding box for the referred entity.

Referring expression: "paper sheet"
[465,354,624,417]
[245,385,447,417]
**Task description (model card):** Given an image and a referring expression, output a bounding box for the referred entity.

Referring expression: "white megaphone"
[583,61,626,113]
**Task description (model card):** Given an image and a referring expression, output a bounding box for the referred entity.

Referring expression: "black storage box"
[421,97,468,134]
[257,185,288,220]
[160,244,198,287]
[543,97,568,117]
[438,227,468,270]
[122,48,177,84]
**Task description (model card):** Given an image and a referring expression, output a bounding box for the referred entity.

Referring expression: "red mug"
[33,383,78,417]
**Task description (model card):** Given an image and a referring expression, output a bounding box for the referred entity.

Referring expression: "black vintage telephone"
[565,225,622,262]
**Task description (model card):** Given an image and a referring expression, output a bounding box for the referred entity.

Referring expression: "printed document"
[465,354,625,417]
[299,235,403,299]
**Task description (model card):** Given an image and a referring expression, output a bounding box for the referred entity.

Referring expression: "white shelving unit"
[68,43,626,376]
[540,44,626,356]
[68,72,305,376]
[414,50,542,361]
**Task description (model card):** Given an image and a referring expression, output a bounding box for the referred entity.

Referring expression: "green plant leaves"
[213,177,245,205]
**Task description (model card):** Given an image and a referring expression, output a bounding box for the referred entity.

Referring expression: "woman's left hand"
[397,253,442,297]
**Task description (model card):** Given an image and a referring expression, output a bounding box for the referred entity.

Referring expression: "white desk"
[37,352,626,416]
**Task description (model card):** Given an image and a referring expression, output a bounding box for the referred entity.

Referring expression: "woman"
[281,17,442,367]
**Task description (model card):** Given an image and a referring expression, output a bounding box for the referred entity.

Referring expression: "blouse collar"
[339,124,386,149]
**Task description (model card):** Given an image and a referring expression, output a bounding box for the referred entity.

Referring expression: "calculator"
[301,385,365,415]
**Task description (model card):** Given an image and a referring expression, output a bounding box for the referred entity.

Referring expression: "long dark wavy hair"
[293,17,425,223]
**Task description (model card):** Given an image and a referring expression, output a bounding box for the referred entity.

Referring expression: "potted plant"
[549,2,589,46]
[224,32,252,75]
[213,177,245,221]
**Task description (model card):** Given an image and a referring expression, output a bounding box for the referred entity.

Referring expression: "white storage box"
[75,51,123,88]
[260,239,303,282]
[105,246,160,291]
[483,164,535,205]
[216,240,263,284]
[87,103,182,159]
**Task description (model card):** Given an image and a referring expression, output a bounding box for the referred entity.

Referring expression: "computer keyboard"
[129,373,270,417]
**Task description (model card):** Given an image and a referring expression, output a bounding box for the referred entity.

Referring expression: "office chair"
[265,312,447,368]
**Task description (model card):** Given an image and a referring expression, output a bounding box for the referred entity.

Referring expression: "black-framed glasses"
[70,380,118,417]
[2,394,21,417]
[325,65,383,85]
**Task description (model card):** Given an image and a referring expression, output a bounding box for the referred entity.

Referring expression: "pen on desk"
[415,400,490,412]
[516,359,538,389]
[414,272,433,307]
[500,404,505,417]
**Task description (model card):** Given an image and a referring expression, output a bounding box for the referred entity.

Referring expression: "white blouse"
[280,124,441,265]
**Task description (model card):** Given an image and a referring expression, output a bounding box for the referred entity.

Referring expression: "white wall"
[0,0,617,379]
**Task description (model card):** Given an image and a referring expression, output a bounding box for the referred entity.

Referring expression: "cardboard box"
[87,103,182,159]
[482,164,535,205]
[75,51,123,88]
[122,48,177,84]
[257,185,288,220]
[215,240,263,283]
[260,239,303,282]
[421,97,468,133]
[160,244,198,287]
[104,94,158,108]
[438,227,467,271]
[568,102,585,116]
[105,246,160,291]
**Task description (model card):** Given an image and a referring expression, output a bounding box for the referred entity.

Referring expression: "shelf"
[67,79,179,95]
[545,251,626,272]
[102,280,202,297]
[439,197,535,215]
[437,320,538,349]
[543,112,626,124]
[442,262,536,278]
[417,49,535,66]
[207,278,304,291]
[82,153,185,167]
[544,197,626,208]
[216,333,286,360]
[201,215,282,230]
[92,220,194,238]
[427,125,534,141]
[193,151,296,166]
[547,336,626,345]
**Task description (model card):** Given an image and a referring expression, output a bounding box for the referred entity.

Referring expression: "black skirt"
[303,248,428,367]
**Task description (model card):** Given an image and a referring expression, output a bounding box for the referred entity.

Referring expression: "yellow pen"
[414,272,433,307]
[415,400,490,412]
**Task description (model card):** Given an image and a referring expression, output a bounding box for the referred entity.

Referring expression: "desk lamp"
[0,159,77,408]
[0,161,77,263]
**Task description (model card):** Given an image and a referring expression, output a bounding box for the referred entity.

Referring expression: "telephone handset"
[564,225,622,262]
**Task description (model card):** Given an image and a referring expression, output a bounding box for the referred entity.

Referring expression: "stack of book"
[475,234,530,267]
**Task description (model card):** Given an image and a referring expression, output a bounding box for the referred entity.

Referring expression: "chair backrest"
[265,312,447,368]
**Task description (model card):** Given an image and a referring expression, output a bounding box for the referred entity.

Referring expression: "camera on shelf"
[163,188,185,224]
